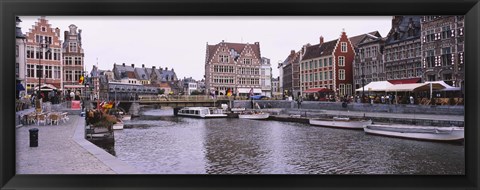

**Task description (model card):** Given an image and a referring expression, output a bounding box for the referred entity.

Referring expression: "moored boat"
[238,111,270,120]
[364,124,464,142]
[121,114,131,121]
[177,107,228,118]
[309,117,372,129]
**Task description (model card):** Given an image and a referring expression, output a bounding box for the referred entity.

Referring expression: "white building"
[187,82,198,95]
[260,57,272,97]
[277,61,284,97]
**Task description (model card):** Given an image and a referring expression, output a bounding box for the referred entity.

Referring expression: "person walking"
[410,95,414,104]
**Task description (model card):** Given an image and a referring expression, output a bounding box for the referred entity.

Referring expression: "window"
[41,27,46,32]
[27,46,34,58]
[37,65,43,78]
[16,45,19,57]
[324,58,328,67]
[426,50,435,68]
[27,64,35,77]
[319,59,323,68]
[45,50,52,60]
[339,84,345,96]
[54,49,61,60]
[69,42,77,52]
[341,42,347,52]
[338,56,345,66]
[243,58,252,65]
[339,69,345,80]
[441,47,451,66]
[324,72,328,80]
[75,57,82,65]
[65,57,72,65]
[441,26,451,39]
[54,66,61,79]
[329,71,333,79]
[426,30,435,42]
[45,66,53,78]
[319,71,323,80]
[16,63,19,78]
[309,61,313,70]
[309,74,313,82]
[329,57,332,66]
[74,70,82,81]
[35,47,43,59]
[218,55,229,63]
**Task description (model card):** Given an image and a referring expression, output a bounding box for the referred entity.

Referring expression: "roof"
[387,77,421,84]
[206,42,261,64]
[126,72,136,79]
[349,31,380,47]
[425,81,461,91]
[355,81,394,92]
[16,27,25,39]
[385,16,421,45]
[134,68,149,80]
[303,87,333,93]
[302,40,338,60]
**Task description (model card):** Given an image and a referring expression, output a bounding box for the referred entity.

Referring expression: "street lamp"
[36,38,50,114]
[361,66,365,103]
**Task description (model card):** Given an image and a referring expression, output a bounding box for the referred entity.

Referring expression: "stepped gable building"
[384,16,422,83]
[62,24,85,95]
[25,17,63,96]
[420,16,464,89]
[353,31,386,90]
[205,41,262,96]
[299,30,360,97]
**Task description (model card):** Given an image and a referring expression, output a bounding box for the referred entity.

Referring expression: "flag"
[226,88,232,97]
[78,75,84,84]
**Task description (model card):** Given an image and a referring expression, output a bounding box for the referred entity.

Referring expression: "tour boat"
[309,117,372,129]
[112,119,124,130]
[364,124,464,142]
[238,111,270,120]
[177,107,228,118]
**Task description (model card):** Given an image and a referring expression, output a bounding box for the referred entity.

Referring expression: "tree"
[158,88,165,95]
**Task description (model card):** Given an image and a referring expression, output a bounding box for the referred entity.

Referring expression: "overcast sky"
[19,16,392,80]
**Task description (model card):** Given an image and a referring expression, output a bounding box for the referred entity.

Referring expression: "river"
[112,108,464,174]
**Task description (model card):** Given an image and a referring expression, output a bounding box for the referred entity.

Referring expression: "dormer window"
[41,27,46,32]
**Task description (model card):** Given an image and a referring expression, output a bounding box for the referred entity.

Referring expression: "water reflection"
[113,108,465,174]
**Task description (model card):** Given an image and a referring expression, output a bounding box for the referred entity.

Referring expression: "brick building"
[25,17,63,98]
[205,41,262,96]
[62,24,85,95]
[420,16,464,89]
[281,50,300,98]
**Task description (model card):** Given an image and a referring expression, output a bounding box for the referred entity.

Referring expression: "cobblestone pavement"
[16,115,115,174]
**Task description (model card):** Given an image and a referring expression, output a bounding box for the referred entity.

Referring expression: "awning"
[237,88,262,93]
[16,83,25,91]
[425,81,461,91]
[303,87,333,93]
[34,84,58,91]
[387,77,421,84]
[355,81,394,92]
[385,83,445,92]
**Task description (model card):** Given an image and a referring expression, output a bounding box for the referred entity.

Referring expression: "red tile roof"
[302,39,338,60]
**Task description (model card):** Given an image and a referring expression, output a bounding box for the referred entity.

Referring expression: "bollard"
[29,128,39,147]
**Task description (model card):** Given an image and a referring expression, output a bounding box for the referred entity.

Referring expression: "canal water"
[113,108,465,174]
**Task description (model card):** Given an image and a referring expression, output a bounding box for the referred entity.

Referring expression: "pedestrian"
[410,95,414,104]
[381,95,385,104]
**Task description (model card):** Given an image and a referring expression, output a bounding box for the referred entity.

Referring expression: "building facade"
[16,17,27,98]
[281,50,299,99]
[384,16,423,82]
[62,24,85,95]
[299,31,356,97]
[353,32,386,91]
[205,41,262,96]
[271,76,281,98]
[420,16,464,89]
[260,57,272,97]
[25,17,63,97]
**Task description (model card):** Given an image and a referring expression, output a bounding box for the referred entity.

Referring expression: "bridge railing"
[137,95,237,102]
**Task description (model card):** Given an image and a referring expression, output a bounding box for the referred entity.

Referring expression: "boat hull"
[364,124,464,141]
[238,113,270,120]
[121,115,131,121]
[112,123,124,130]
[177,113,227,118]
[309,119,372,129]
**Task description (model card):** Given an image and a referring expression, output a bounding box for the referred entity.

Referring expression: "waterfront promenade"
[16,109,139,174]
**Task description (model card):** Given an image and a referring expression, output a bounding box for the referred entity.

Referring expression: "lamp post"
[361,66,365,103]
[36,38,50,115]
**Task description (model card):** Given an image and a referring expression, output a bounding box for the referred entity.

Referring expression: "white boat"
[364,124,464,142]
[112,121,124,130]
[238,111,270,120]
[121,114,131,121]
[309,117,372,129]
[231,107,246,113]
[177,107,228,118]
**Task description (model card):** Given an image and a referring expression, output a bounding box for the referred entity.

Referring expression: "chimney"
[122,63,125,66]
[142,64,145,68]
[159,67,163,71]
[152,66,156,69]
[254,42,259,45]
[320,36,324,45]
[64,31,68,42]
[290,50,295,55]
[131,64,135,68]
[55,28,60,37]
[165,67,168,70]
